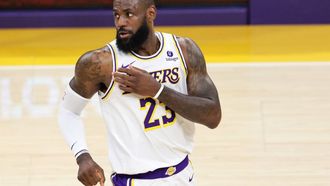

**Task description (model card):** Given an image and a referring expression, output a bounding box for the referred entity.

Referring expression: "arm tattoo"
[184,38,208,96]
[71,49,110,98]
[76,52,105,82]
[157,37,221,128]
[181,37,218,101]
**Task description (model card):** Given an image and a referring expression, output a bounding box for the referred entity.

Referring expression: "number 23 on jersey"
[139,97,176,131]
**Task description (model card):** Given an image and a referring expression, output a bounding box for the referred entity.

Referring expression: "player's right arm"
[70,48,111,99]
[58,47,112,186]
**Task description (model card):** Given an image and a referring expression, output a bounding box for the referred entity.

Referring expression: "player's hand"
[113,65,161,97]
[76,153,105,186]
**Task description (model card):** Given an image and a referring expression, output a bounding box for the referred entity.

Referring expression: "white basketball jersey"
[98,32,195,174]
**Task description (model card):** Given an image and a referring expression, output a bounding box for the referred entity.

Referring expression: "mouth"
[118,31,131,39]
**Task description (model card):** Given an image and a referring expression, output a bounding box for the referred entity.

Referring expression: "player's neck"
[133,30,160,56]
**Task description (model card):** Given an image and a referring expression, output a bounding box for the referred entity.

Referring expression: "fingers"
[113,65,155,95]
[97,170,105,186]
[130,65,148,73]
[115,77,136,87]
[113,70,136,80]
[78,169,105,186]
[113,70,137,91]
[117,66,135,75]
[78,173,96,186]
[89,172,100,185]
[78,174,92,186]
[118,84,134,93]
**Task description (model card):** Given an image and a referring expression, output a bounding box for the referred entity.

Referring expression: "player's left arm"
[158,37,221,128]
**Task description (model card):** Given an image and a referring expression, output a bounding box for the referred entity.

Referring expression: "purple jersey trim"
[101,43,116,100]
[129,32,164,60]
[172,35,188,75]
[112,156,189,184]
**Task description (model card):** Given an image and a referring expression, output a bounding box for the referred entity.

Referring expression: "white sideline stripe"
[1,62,330,70]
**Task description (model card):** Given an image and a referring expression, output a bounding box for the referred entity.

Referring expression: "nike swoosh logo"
[121,61,136,68]
[189,174,194,182]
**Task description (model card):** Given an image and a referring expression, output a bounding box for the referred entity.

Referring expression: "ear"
[146,5,157,22]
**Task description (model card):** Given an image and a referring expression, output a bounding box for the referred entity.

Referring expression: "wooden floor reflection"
[1,63,330,185]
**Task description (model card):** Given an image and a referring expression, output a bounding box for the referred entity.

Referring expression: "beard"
[116,19,150,53]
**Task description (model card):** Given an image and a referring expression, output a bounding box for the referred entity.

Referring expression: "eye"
[113,13,120,19]
[127,12,133,17]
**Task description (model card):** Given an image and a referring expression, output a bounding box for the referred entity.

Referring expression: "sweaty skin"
[68,0,221,185]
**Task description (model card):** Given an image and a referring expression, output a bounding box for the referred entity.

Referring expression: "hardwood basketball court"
[1,26,330,185]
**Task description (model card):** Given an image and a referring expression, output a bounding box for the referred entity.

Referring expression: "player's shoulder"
[172,35,204,68]
[77,46,111,66]
[174,36,198,50]
[75,46,113,76]
[75,46,112,70]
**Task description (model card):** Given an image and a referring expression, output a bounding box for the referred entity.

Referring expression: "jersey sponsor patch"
[166,50,179,62]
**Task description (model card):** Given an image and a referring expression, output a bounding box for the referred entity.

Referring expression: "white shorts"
[111,156,196,186]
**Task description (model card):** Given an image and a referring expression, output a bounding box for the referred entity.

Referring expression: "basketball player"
[58,0,221,185]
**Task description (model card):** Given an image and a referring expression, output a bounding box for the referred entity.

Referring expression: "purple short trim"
[111,156,189,185]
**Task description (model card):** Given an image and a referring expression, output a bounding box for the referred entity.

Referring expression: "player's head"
[113,0,157,52]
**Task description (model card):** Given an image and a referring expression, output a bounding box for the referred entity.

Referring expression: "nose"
[116,15,128,28]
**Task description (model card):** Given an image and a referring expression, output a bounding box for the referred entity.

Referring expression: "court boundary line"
[1,62,330,70]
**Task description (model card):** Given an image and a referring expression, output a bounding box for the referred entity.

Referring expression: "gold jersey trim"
[101,43,117,100]
[172,35,188,76]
